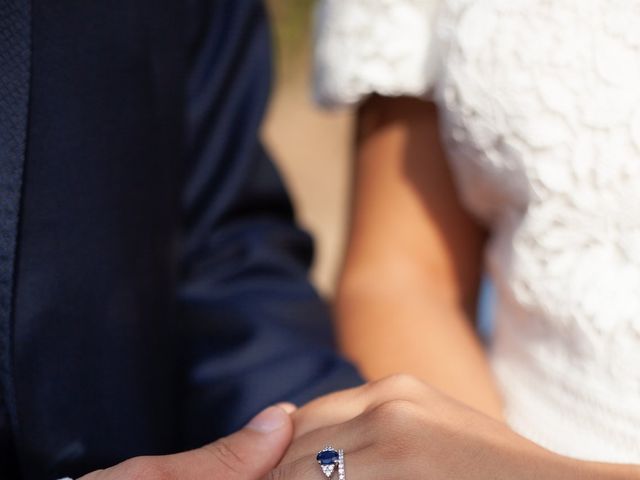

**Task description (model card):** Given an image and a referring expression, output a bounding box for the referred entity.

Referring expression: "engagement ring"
[316,446,345,480]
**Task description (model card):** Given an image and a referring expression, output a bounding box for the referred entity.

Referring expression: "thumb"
[182,405,294,480]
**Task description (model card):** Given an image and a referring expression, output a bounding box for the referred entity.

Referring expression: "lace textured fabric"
[315,0,640,463]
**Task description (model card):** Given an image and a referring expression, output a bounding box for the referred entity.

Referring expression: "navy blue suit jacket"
[0,0,361,478]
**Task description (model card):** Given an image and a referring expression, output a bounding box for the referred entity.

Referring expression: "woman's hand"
[268,375,637,480]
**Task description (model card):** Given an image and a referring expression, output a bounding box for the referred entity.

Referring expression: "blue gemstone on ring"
[316,449,339,465]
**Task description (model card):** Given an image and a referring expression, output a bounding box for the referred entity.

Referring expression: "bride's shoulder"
[313,0,443,107]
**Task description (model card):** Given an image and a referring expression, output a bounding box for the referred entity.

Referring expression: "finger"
[274,399,427,480]
[276,402,298,414]
[291,385,369,438]
[293,375,429,438]
[267,446,377,480]
[76,470,104,480]
[281,411,372,466]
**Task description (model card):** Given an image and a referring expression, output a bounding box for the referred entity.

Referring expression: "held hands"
[78,376,586,480]
[269,375,578,480]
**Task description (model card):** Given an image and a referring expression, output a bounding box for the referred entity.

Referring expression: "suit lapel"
[0,0,32,434]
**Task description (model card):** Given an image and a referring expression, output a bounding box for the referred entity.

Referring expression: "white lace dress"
[315,0,640,463]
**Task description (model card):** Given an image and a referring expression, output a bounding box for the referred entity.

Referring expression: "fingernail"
[246,406,288,433]
[276,402,297,414]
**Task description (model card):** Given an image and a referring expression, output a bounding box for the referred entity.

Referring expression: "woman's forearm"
[527,449,640,480]
[577,461,640,480]
[336,265,504,420]
[337,96,503,419]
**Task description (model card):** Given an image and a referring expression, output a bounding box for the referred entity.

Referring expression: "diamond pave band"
[338,449,345,480]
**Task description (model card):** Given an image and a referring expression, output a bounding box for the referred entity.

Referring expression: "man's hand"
[78,404,294,480]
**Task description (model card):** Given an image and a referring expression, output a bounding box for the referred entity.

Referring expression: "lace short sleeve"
[313,0,442,107]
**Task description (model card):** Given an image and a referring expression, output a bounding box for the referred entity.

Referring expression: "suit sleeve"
[178,0,362,446]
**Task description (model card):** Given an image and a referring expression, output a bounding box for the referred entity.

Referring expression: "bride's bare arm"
[335,95,504,419]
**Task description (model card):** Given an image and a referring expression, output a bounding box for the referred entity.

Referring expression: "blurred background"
[263,0,353,297]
